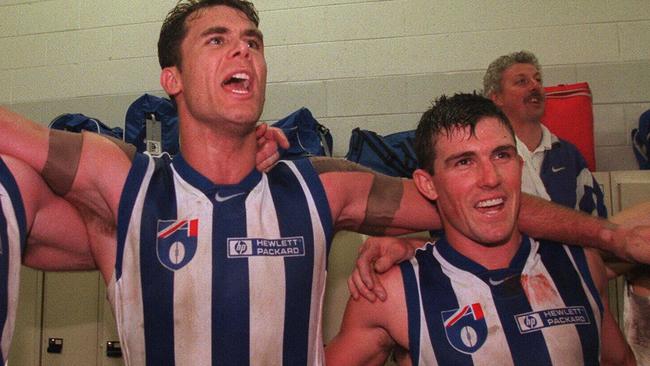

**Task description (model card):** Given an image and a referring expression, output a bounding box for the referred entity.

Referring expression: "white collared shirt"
[517,125,553,201]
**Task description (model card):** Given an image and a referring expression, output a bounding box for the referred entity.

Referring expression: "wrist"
[598,222,626,260]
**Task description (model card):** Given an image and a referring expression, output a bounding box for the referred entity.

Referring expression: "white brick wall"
[1,0,649,170]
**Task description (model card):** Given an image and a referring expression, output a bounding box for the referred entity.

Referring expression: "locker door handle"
[106,340,122,358]
[47,338,63,353]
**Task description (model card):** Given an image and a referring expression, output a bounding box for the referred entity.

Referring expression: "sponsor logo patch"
[442,303,487,354]
[156,218,199,271]
[515,306,591,334]
[227,237,305,258]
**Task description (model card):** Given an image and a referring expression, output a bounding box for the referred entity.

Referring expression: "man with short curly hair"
[484,50,606,217]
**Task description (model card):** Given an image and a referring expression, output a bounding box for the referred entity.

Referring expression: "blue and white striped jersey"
[0,158,26,364]
[541,135,607,218]
[518,129,607,218]
[401,236,603,366]
[109,153,334,366]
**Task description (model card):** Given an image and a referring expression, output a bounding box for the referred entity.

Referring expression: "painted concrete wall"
[1,0,649,170]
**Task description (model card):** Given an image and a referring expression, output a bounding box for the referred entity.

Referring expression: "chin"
[476,226,516,247]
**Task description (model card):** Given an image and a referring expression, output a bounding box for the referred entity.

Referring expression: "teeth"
[232,72,250,80]
[477,198,503,208]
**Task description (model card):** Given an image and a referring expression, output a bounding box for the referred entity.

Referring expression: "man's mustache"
[524,90,545,103]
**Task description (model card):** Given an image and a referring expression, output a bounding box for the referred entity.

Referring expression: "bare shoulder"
[309,157,374,175]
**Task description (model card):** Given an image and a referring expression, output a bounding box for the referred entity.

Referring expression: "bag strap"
[355,130,413,177]
[317,124,332,157]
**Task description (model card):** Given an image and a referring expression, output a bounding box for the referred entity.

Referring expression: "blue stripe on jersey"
[140,155,177,365]
[293,159,334,259]
[267,162,314,365]
[116,153,150,281]
[0,200,8,364]
[538,242,600,365]
[416,242,473,366]
[211,190,251,366]
[567,246,603,313]
[487,238,553,365]
[0,158,26,364]
[401,254,421,365]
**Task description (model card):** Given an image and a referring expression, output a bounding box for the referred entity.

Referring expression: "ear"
[489,91,503,106]
[160,66,182,96]
[412,168,438,201]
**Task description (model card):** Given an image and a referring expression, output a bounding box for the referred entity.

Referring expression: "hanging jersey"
[539,134,607,218]
[0,158,26,364]
[518,128,606,218]
[401,236,603,366]
[109,153,334,366]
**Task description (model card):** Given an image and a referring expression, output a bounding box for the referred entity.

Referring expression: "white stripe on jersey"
[245,172,285,365]
[0,187,21,360]
[170,164,214,365]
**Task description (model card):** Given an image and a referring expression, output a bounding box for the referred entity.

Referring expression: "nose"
[478,161,501,189]
[529,77,542,91]
[228,40,250,59]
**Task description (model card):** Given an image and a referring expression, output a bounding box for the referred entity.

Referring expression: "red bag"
[541,82,596,171]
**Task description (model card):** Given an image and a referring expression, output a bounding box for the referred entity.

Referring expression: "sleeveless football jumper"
[0,158,26,364]
[109,154,333,366]
[402,236,603,366]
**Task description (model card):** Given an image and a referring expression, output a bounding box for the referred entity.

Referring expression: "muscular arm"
[583,249,635,365]
[314,157,440,235]
[3,155,95,270]
[0,107,130,278]
[518,194,618,251]
[326,266,408,365]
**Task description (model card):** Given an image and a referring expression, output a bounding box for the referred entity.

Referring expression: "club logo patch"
[227,237,305,258]
[516,306,590,334]
[157,219,199,271]
[442,303,488,354]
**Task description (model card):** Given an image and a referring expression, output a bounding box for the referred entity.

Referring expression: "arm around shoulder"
[311,157,441,235]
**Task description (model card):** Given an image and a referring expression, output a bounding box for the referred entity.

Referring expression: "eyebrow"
[200,26,264,42]
[494,144,516,153]
[442,143,516,164]
[444,151,475,165]
[514,72,541,79]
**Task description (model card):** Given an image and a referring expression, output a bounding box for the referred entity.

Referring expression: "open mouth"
[222,72,251,94]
